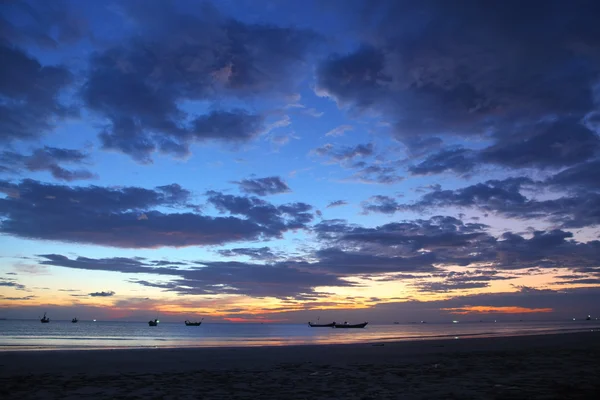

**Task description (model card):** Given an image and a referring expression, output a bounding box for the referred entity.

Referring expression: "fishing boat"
[334,322,368,329]
[308,317,336,327]
[148,319,159,326]
[40,312,50,323]
[586,315,592,321]
[308,321,336,327]
[72,317,78,323]
[185,318,203,326]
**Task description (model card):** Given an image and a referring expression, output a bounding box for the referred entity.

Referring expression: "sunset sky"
[1,0,600,323]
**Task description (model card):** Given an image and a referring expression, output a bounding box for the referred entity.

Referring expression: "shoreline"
[2,331,600,399]
[2,330,599,372]
[1,324,598,353]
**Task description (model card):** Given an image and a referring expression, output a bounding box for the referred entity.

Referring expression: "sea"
[1,319,598,351]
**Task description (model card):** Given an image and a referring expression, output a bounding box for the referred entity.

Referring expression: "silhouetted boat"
[148,319,159,326]
[334,322,368,329]
[308,321,336,327]
[185,318,203,326]
[393,322,399,324]
[40,312,50,323]
[586,315,592,321]
[72,317,78,323]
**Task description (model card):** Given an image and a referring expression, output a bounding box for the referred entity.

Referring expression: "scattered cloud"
[311,143,374,163]
[89,291,115,297]
[325,125,353,137]
[0,147,95,181]
[0,44,76,143]
[234,176,291,196]
[0,180,310,248]
[326,200,348,208]
[81,2,320,163]
[0,277,26,290]
[217,247,278,261]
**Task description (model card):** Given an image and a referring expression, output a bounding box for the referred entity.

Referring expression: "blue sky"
[1,0,600,322]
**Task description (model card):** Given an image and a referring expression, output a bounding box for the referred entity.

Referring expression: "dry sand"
[1,331,600,399]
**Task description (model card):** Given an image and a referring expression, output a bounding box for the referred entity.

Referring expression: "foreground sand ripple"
[2,332,600,399]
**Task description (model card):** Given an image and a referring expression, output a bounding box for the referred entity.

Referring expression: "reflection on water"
[1,320,599,351]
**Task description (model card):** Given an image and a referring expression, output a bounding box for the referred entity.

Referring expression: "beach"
[2,332,600,399]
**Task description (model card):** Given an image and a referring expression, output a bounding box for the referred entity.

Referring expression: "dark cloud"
[0,277,26,290]
[0,180,310,248]
[0,43,76,142]
[206,190,313,232]
[442,271,515,283]
[413,281,490,293]
[546,160,600,192]
[480,119,600,169]
[329,216,490,250]
[408,120,600,176]
[311,216,493,273]
[556,278,600,285]
[411,270,518,293]
[409,147,477,176]
[150,260,190,267]
[361,195,400,214]
[40,254,180,275]
[315,216,600,273]
[399,177,534,213]
[316,0,600,177]
[0,295,36,301]
[217,246,278,261]
[39,254,351,299]
[89,291,115,297]
[82,2,319,162]
[326,200,348,208]
[398,176,600,228]
[234,176,291,196]
[0,0,88,49]
[311,247,438,274]
[495,230,600,270]
[30,211,600,301]
[0,147,96,181]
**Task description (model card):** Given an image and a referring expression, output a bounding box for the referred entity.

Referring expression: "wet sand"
[2,331,600,399]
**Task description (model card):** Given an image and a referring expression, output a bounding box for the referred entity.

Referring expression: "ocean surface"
[1,319,598,351]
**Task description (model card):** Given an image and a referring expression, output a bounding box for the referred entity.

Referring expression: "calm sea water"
[1,320,598,351]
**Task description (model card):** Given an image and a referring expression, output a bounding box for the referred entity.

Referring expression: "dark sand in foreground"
[2,332,600,399]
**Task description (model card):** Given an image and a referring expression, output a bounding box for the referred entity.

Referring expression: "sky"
[1,0,600,323]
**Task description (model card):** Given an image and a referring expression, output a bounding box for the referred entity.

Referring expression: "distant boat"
[334,322,368,329]
[309,317,336,327]
[148,319,159,326]
[308,321,336,327]
[72,317,78,323]
[185,318,203,326]
[393,322,400,325]
[40,312,50,323]
[586,315,592,321]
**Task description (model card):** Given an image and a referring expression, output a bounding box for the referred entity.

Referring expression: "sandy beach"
[2,331,600,399]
